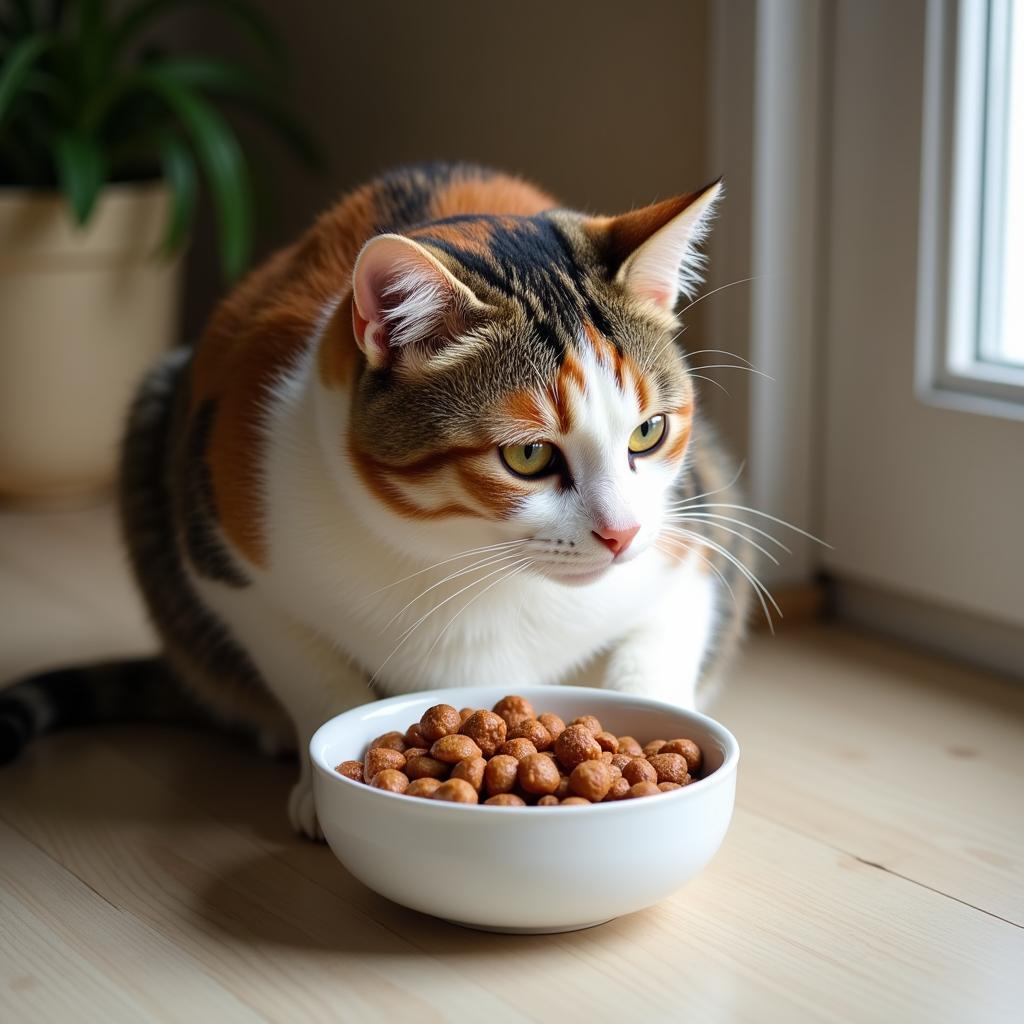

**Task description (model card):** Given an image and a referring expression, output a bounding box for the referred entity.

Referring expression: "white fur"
[191,321,719,838]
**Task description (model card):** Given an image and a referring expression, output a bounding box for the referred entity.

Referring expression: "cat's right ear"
[350,234,487,370]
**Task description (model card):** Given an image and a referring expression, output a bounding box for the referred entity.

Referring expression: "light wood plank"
[92,727,1024,1022]
[710,625,1024,923]
[0,737,530,1024]
[0,820,260,1024]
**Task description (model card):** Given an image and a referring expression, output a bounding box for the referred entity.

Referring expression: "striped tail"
[0,658,203,765]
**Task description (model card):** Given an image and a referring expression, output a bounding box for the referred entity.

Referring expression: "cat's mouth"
[542,563,614,586]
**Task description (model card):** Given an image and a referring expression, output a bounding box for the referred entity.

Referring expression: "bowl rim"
[310,684,740,816]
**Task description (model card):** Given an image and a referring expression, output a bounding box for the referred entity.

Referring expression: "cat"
[0,162,754,838]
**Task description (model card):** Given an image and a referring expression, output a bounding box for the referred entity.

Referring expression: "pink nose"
[592,524,640,557]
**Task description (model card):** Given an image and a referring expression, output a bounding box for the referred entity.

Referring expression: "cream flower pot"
[0,182,181,502]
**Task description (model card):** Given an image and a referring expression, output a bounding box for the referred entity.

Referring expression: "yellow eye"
[500,442,556,477]
[629,415,667,455]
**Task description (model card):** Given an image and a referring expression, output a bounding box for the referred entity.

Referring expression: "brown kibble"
[605,777,631,801]
[509,717,553,751]
[628,780,661,798]
[617,736,643,756]
[569,760,613,802]
[600,751,614,763]
[404,723,427,748]
[430,734,483,764]
[365,747,406,779]
[622,757,658,786]
[484,793,526,806]
[658,781,683,792]
[643,739,667,757]
[497,737,538,761]
[538,712,565,740]
[537,794,560,806]
[459,707,475,724]
[370,769,409,793]
[405,754,449,781]
[594,731,619,754]
[554,724,602,769]
[570,715,602,737]
[484,754,520,795]
[369,730,406,753]
[560,796,591,806]
[403,747,428,761]
[433,778,478,803]
[610,753,635,772]
[335,760,364,782]
[517,752,561,795]
[647,752,689,784]
[607,763,622,780]
[492,695,535,727]
[555,774,572,800]
[406,777,442,798]
[460,710,507,757]
[420,704,462,742]
[451,756,486,792]
[662,738,703,773]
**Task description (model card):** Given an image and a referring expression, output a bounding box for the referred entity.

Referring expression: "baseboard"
[828,577,1024,682]
[751,580,826,631]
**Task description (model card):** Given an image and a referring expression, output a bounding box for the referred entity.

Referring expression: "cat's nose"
[592,524,640,557]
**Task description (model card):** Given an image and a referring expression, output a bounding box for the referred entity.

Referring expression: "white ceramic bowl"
[310,685,739,933]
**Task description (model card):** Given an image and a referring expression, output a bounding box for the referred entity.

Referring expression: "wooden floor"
[1,503,1022,1023]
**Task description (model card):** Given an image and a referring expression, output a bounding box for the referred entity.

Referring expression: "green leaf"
[54,131,106,224]
[137,69,253,280]
[0,32,53,125]
[76,0,109,94]
[112,0,285,68]
[157,131,197,255]
[151,57,320,166]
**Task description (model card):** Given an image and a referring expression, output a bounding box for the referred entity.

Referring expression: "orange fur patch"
[318,294,361,390]
[428,175,557,220]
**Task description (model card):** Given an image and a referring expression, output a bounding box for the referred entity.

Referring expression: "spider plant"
[0,0,317,281]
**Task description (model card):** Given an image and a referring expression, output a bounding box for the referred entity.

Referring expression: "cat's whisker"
[668,526,780,632]
[423,559,534,661]
[686,363,775,382]
[368,539,527,597]
[368,555,533,689]
[672,460,746,507]
[664,510,792,553]
[662,520,781,566]
[381,549,528,631]
[681,348,759,368]
[685,372,731,396]
[393,556,534,647]
[667,502,832,548]
[657,534,739,614]
[675,274,761,318]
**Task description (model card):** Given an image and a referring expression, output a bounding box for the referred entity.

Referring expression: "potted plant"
[0,0,314,501]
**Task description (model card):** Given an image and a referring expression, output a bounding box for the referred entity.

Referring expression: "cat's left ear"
[589,179,723,312]
[350,234,488,370]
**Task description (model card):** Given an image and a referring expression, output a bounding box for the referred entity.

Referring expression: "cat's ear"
[350,234,487,369]
[591,179,722,312]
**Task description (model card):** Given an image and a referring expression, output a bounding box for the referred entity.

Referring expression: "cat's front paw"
[288,778,325,841]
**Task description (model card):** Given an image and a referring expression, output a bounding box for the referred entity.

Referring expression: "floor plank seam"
[740,807,1023,931]
[0,809,127,918]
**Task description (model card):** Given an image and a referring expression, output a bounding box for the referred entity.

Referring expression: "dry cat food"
[334,696,706,806]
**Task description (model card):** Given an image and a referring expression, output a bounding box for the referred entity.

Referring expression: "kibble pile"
[334,695,705,806]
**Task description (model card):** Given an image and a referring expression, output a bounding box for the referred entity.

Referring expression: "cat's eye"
[500,441,556,478]
[628,415,667,455]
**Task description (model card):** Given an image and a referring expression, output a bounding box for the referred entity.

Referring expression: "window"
[917,0,1024,417]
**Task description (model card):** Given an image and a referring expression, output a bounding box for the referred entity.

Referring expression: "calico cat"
[0,163,755,838]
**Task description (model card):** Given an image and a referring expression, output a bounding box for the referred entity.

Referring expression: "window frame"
[916,0,1024,421]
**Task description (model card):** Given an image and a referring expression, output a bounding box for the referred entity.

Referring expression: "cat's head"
[331,182,721,583]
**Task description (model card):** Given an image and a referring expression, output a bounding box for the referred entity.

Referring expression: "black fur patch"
[181,399,249,588]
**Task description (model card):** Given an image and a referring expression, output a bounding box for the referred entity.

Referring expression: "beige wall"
[182,0,712,338]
